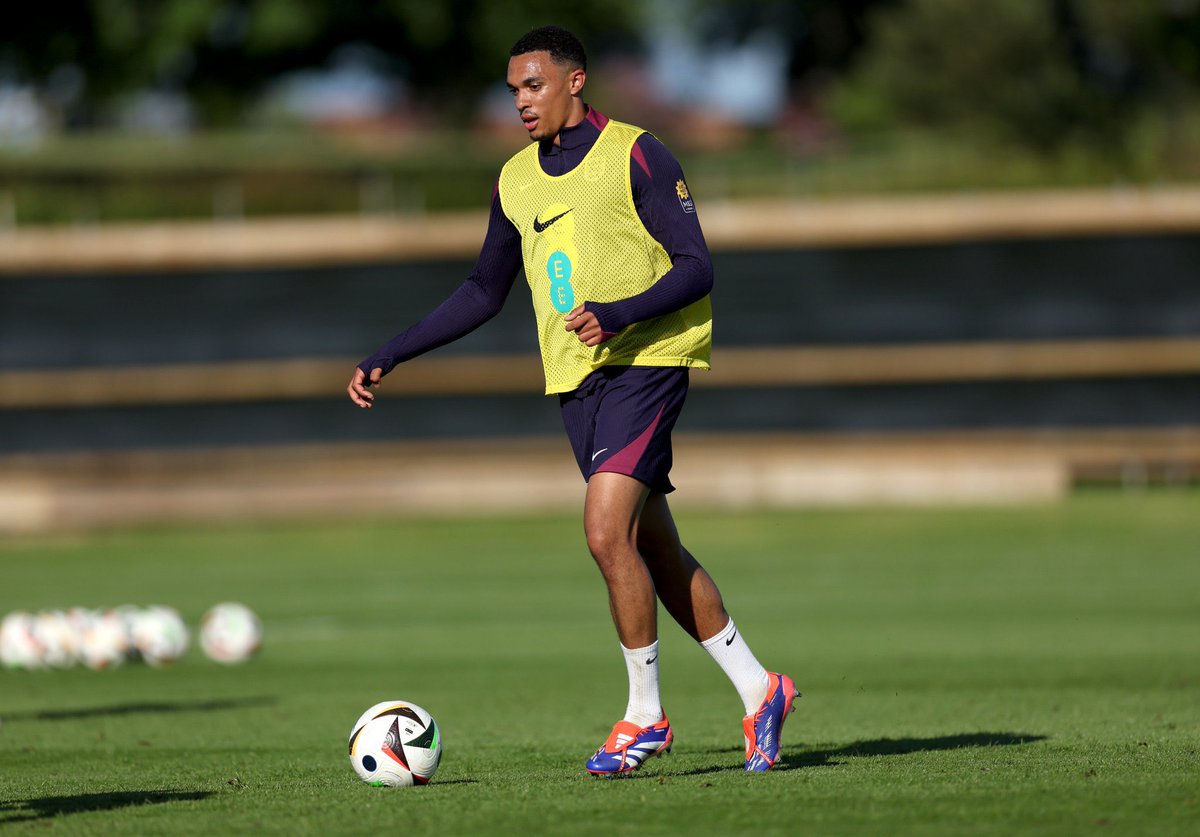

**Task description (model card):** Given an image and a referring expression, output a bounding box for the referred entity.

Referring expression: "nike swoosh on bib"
[533,208,572,233]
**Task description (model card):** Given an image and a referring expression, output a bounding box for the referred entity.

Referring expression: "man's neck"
[535,106,608,175]
[551,102,589,146]
[543,105,598,151]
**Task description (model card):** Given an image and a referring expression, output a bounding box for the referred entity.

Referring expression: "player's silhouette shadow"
[641,731,1046,778]
[6,695,276,722]
[779,731,1047,770]
[0,791,214,824]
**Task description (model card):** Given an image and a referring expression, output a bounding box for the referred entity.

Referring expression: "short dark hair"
[509,26,587,71]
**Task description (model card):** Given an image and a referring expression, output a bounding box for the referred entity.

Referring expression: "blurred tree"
[641,0,896,80]
[4,0,1194,138]
[783,0,898,79]
[830,0,1200,159]
[0,0,642,127]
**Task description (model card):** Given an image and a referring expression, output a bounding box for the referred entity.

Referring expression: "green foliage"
[1,492,1198,833]
[832,0,1089,149]
[830,0,1200,163]
[0,0,643,126]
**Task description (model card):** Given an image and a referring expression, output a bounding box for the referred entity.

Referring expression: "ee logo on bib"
[547,251,575,312]
[535,204,578,313]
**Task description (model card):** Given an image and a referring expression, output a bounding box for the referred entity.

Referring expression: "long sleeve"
[357,187,522,378]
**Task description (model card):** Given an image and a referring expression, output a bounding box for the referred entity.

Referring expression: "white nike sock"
[621,641,664,727]
[700,619,771,715]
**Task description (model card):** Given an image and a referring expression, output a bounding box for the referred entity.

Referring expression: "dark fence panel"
[3,234,1199,371]
[1,233,1198,454]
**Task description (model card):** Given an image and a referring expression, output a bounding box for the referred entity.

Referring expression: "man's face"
[506,51,584,143]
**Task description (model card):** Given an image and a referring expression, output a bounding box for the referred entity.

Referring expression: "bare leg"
[637,492,730,642]
[583,472,657,648]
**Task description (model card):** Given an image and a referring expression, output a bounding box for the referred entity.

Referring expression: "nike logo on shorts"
[591,448,608,462]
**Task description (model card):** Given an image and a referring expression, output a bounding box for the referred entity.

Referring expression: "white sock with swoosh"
[701,619,771,714]
[621,641,663,727]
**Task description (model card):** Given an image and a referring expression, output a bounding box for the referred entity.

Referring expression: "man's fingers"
[348,368,375,409]
[369,368,382,386]
[565,308,597,337]
[564,305,589,332]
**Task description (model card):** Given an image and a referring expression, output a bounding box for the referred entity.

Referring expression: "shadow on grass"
[784,732,1048,770]
[645,731,1047,778]
[6,695,276,722]
[0,790,213,824]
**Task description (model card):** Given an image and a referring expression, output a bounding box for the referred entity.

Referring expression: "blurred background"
[1,0,1199,532]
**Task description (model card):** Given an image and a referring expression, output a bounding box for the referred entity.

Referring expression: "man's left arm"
[564,134,714,346]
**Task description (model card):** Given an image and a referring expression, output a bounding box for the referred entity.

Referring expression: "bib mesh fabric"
[498,119,712,394]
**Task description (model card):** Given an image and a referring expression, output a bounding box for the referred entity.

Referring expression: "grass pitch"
[1,490,1198,835]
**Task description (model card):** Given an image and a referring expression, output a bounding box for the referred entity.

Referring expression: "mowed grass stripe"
[0,490,1197,835]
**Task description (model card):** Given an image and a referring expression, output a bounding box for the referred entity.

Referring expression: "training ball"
[33,610,80,668]
[0,611,44,670]
[348,700,442,787]
[131,606,190,667]
[199,602,262,664]
[80,609,132,671]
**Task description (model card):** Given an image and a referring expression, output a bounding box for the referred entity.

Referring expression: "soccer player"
[348,25,798,775]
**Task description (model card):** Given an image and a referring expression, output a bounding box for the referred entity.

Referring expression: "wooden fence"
[2,186,1198,529]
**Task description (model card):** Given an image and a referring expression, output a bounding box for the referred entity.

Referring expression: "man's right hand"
[348,367,383,409]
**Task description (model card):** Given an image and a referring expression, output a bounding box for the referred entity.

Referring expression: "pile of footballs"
[0,602,262,671]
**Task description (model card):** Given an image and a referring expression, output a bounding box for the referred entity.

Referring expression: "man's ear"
[569,68,586,95]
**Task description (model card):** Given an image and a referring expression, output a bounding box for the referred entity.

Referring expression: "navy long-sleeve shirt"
[359,106,714,381]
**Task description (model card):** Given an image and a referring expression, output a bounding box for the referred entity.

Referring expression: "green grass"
[2,490,1198,834]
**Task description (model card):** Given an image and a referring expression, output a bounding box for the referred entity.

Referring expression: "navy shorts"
[559,366,689,495]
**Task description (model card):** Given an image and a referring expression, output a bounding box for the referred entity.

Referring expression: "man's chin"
[525,122,557,142]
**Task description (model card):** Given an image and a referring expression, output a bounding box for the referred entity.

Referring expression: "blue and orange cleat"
[743,672,800,772]
[585,715,673,776]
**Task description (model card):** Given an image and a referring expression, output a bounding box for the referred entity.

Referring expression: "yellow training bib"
[498,119,712,395]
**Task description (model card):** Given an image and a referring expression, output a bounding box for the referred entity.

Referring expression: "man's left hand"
[564,304,613,347]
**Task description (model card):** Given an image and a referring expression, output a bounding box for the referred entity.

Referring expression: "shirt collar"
[540,105,603,155]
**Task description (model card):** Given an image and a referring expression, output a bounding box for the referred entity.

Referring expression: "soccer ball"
[79,608,132,671]
[0,611,43,670]
[33,609,80,668]
[348,700,443,787]
[199,602,262,664]
[130,605,190,667]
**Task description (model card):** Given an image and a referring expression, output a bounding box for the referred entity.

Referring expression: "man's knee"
[583,472,649,565]
[637,526,681,565]
[636,494,684,565]
[584,518,633,564]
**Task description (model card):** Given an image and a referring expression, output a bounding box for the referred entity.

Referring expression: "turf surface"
[1,490,1198,834]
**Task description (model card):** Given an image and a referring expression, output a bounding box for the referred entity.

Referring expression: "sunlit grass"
[1,490,1198,833]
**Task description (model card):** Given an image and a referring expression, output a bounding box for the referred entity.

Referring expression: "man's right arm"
[350,186,522,406]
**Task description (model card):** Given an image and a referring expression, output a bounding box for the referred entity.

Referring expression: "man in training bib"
[348,25,798,775]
